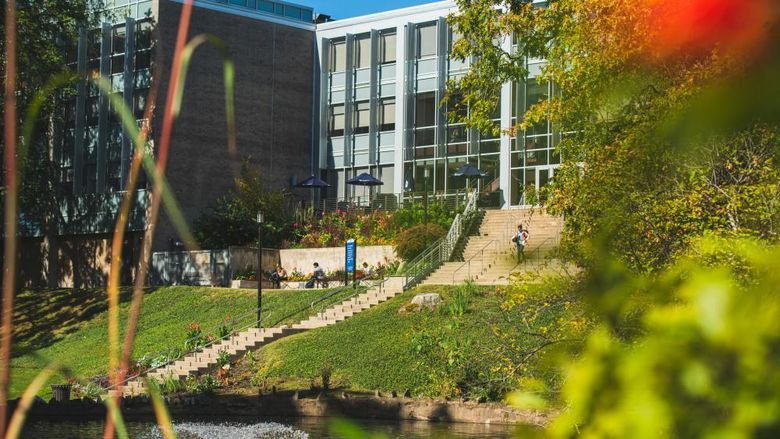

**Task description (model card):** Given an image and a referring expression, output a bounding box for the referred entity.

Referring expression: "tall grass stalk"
[4,364,59,439]
[104,0,195,436]
[0,0,18,435]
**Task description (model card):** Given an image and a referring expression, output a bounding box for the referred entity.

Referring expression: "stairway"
[421,208,563,286]
[122,280,404,396]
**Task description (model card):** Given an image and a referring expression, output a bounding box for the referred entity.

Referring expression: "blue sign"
[345,239,356,273]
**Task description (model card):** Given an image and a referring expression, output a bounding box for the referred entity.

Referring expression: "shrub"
[184,322,206,351]
[321,364,332,390]
[395,223,447,261]
[447,283,472,317]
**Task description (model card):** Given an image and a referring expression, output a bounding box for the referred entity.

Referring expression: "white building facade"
[315,0,558,208]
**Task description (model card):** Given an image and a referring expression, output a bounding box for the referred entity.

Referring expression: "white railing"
[396,189,478,290]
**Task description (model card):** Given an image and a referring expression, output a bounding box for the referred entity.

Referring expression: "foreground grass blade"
[146,379,177,439]
[173,34,236,155]
[3,364,59,439]
[0,0,19,435]
[103,397,129,439]
[93,77,199,251]
[104,2,194,437]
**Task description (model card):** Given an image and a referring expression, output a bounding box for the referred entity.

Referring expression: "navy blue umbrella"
[346,172,384,186]
[452,164,488,178]
[296,175,331,188]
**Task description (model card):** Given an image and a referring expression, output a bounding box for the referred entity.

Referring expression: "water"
[20,417,528,438]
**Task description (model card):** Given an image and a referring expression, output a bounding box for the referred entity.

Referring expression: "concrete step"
[124,280,406,395]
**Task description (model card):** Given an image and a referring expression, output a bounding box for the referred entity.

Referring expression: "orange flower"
[645,0,777,61]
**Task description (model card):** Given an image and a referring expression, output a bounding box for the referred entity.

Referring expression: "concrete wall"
[228,247,281,274]
[152,0,315,251]
[279,245,396,275]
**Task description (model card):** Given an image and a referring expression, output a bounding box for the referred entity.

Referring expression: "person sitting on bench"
[270,264,288,289]
[305,262,327,288]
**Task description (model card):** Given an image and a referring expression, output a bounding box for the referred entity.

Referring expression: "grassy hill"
[230,281,583,401]
[10,285,346,398]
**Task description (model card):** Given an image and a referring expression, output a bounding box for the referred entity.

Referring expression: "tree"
[194,158,292,249]
[0,1,100,229]
[448,0,780,436]
[448,0,780,272]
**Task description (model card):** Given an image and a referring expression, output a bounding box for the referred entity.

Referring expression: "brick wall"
[152,1,315,251]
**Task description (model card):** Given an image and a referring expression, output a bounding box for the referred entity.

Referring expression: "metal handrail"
[452,239,499,284]
[518,235,559,271]
[107,280,381,391]
[396,189,479,289]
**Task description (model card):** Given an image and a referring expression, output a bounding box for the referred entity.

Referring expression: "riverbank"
[16,392,548,427]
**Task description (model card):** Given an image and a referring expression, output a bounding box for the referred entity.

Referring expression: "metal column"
[120,17,136,190]
[96,23,111,192]
[72,28,88,195]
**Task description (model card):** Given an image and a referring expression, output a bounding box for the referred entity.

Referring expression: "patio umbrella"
[296,175,331,188]
[452,164,487,192]
[346,172,383,206]
[452,164,488,178]
[296,175,330,213]
[346,172,384,186]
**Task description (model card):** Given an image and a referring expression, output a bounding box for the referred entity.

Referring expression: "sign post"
[345,239,356,288]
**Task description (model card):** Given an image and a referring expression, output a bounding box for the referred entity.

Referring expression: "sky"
[301,0,438,20]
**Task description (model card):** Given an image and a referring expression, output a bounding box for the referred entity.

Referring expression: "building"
[314,0,557,208]
[19,0,557,287]
[20,0,317,287]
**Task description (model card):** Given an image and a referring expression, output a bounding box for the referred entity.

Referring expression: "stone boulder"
[411,293,442,309]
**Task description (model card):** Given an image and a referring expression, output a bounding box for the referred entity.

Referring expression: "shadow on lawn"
[11,287,159,356]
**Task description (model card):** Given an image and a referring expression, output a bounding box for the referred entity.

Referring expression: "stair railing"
[451,239,499,284]
[106,282,369,392]
[518,235,560,272]
[396,189,478,290]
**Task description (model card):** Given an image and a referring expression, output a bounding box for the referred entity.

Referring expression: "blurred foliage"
[194,158,292,248]
[549,236,780,437]
[451,0,780,436]
[450,0,780,273]
[395,223,447,261]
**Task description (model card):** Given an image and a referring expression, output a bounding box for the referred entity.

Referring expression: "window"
[379,98,395,132]
[258,1,274,12]
[447,92,468,120]
[136,20,152,50]
[449,30,462,54]
[330,41,346,72]
[112,25,126,55]
[287,6,302,19]
[111,54,124,74]
[86,97,100,124]
[133,90,147,118]
[415,92,436,127]
[417,24,437,58]
[380,32,396,64]
[355,35,371,69]
[353,101,370,134]
[135,50,151,69]
[329,105,345,137]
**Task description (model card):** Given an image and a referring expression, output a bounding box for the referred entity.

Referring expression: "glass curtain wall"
[510,72,560,205]
[403,24,501,198]
[57,18,152,195]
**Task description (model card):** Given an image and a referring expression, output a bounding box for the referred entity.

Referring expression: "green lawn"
[10,285,348,398]
[237,282,580,400]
